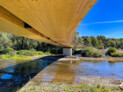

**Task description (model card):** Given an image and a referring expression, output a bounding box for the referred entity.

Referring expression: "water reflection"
[32,60,123,84]
[0,58,123,89]
[0,59,55,89]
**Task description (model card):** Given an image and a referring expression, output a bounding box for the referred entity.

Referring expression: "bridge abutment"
[63,47,72,56]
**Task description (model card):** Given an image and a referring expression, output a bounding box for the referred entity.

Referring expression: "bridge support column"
[63,47,72,56]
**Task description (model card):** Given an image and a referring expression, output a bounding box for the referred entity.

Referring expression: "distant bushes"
[0,47,14,54]
[98,46,104,49]
[17,50,40,56]
[106,47,123,57]
[0,47,16,56]
[17,49,51,56]
[106,47,117,56]
[111,52,123,57]
[81,47,102,57]
[0,48,51,57]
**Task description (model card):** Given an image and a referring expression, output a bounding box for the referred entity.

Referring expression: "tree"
[98,40,102,45]
[11,35,38,50]
[0,32,12,50]
[97,36,106,41]
[110,41,116,47]
[91,37,99,47]
[85,37,92,45]
[78,37,83,43]
[74,31,79,39]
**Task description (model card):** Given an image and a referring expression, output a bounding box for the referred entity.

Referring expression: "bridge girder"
[0,0,98,47]
[0,6,64,46]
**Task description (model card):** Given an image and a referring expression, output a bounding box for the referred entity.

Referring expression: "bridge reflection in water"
[32,60,83,84]
[28,59,123,85]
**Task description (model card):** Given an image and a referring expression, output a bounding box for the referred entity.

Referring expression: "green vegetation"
[81,47,102,57]
[0,32,62,55]
[98,46,104,49]
[16,83,123,92]
[17,49,51,56]
[75,32,123,49]
[91,37,99,47]
[106,47,117,56]
[111,52,123,57]
[0,31,63,60]
[0,54,32,60]
[106,47,123,57]
[75,32,123,57]
[0,48,51,60]
[0,31,123,58]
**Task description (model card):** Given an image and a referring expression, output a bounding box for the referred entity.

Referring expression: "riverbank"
[1,55,122,61]
[76,56,123,61]
[0,56,123,92]
[38,55,123,61]
[16,56,123,92]
[0,53,52,60]
[17,78,123,92]
[0,49,52,60]
[16,68,123,92]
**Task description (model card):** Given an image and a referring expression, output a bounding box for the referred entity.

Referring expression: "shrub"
[98,46,104,49]
[119,53,123,57]
[106,47,123,57]
[17,50,51,56]
[111,52,123,57]
[44,52,51,55]
[106,47,117,56]
[0,47,16,55]
[111,52,120,57]
[17,50,37,56]
[81,47,102,57]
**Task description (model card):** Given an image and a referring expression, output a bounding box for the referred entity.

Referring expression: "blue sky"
[77,0,123,38]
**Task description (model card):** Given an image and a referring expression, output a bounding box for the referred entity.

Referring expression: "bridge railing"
[73,34,103,49]
[72,34,92,48]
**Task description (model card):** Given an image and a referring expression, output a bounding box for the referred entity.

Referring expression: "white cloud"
[81,20,123,25]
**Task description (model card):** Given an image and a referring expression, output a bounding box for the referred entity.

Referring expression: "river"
[0,58,123,89]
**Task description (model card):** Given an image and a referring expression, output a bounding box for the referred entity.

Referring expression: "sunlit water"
[0,59,123,87]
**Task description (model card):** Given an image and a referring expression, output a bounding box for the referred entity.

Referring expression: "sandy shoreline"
[18,76,123,92]
[79,76,123,87]
[30,56,123,87]
[34,55,123,61]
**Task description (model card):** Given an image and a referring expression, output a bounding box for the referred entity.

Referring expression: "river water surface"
[0,59,123,87]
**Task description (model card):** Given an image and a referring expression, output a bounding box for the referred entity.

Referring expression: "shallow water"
[0,59,123,86]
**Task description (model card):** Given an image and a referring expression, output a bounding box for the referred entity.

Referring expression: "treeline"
[0,31,123,54]
[0,32,62,54]
[75,32,123,49]
[81,47,123,57]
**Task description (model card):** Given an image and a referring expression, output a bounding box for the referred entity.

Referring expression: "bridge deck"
[0,0,98,47]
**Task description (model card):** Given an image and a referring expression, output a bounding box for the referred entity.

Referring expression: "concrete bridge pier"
[63,47,72,56]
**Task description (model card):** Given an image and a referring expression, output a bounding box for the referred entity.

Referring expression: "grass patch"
[0,54,32,60]
[0,49,52,60]
[81,47,102,57]
[16,83,123,92]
